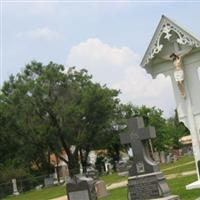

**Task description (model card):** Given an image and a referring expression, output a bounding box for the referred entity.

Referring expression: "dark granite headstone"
[120,117,180,200]
[67,176,97,200]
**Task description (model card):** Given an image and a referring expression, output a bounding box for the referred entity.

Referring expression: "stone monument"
[120,117,179,200]
[85,166,108,198]
[44,176,54,187]
[12,179,19,196]
[67,175,97,200]
[141,15,200,190]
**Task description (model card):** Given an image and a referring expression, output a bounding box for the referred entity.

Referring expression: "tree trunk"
[61,146,80,177]
[79,146,90,173]
[55,156,60,183]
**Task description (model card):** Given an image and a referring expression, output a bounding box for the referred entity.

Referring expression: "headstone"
[141,15,200,190]
[105,162,112,174]
[120,117,179,200]
[12,179,19,196]
[153,152,160,163]
[95,180,108,198]
[67,175,97,200]
[166,154,172,164]
[160,151,166,164]
[44,177,54,187]
[86,166,99,181]
[173,154,178,162]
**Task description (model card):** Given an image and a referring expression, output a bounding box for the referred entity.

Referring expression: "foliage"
[117,104,189,151]
[166,110,190,149]
[0,61,120,176]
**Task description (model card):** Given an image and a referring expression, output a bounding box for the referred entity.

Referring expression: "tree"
[166,110,190,149]
[0,61,120,176]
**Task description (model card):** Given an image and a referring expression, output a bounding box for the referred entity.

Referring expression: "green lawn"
[101,187,127,200]
[101,173,127,186]
[3,155,199,200]
[168,175,200,200]
[160,155,194,171]
[3,185,66,200]
[160,155,195,175]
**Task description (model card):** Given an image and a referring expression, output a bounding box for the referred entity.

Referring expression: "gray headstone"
[120,117,180,200]
[120,117,159,176]
[166,154,172,164]
[86,167,99,181]
[67,176,97,200]
[44,177,54,187]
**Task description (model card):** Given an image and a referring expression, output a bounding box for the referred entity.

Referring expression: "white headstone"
[166,154,172,164]
[12,179,19,196]
[141,15,200,189]
[160,151,166,164]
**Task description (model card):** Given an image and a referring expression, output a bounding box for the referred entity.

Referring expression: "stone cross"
[120,117,159,176]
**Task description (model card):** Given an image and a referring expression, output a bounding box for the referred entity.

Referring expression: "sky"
[1,1,200,117]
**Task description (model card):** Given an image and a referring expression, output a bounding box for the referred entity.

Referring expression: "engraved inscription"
[69,190,90,200]
[129,176,159,199]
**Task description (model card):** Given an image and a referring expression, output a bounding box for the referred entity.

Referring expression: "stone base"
[151,195,180,200]
[13,191,20,196]
[128,172,176,200]
[186,179,200,190]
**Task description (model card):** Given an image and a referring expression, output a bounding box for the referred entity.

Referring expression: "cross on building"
[141,15,200,190]
[120,117,159,176]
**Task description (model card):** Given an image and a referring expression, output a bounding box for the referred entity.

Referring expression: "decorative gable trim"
[141,15,200,67]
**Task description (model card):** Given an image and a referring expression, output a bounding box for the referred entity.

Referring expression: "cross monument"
[120,117,179,200]
[141,15,200,190]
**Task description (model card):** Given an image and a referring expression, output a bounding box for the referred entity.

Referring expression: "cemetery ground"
[3,155,200,200]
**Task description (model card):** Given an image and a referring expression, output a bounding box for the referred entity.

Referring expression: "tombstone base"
[128,172,175,200]
[186,179,200,190]
[13,191,20,196]
[151,195,180,200]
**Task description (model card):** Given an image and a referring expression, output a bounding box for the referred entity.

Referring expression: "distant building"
[179,135,193,155]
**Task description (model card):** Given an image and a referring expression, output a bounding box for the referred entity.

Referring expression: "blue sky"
[1,1,200,116]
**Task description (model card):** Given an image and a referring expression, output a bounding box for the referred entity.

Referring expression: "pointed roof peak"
[141,15,200,67]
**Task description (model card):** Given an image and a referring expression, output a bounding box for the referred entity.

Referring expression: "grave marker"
[120,117,179,200]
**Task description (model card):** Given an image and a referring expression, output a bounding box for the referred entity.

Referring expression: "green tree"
[166,110,190,149]
[0,61,120,176]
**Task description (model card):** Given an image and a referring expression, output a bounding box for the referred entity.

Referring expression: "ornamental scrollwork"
[144,20,200,66]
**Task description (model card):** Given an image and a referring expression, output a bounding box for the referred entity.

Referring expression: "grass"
[160,155,194,171]
[3,155,199,200]
[168,175,200,200]
[160,155,195,175]
[101,173,127,186]
[3,185,66,200]
[101,187,127,200]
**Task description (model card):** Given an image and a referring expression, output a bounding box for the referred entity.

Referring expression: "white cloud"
[67,38,139,85]
[66,38,176,117]
[17,28,62,41]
